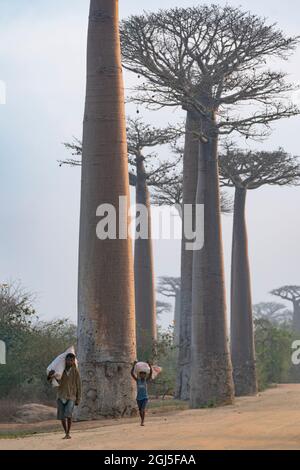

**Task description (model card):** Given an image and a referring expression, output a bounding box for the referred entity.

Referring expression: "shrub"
[254,318,293,390]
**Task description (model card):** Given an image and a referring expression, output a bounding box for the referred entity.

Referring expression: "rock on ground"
[13,404,56,424]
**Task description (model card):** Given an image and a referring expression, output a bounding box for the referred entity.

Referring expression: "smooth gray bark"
[293,301,300,332]
[190,122,234,408]
[76,0,136,420]
[174,290,181,347]
[231,187,257,396]
[134,156,157,359]
[175,111,199,400]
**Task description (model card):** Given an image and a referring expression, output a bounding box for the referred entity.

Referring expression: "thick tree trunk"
[76,0,136,420]
[134,157,157,359]
[231,187,257,396]
[190,124,234,408]
[174,289,181,347]
[175,111,199,400]
[292,301,300,332]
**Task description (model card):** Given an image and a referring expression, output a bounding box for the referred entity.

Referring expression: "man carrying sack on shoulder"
[48,352,81,440]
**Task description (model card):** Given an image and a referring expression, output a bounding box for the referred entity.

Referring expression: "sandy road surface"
[1,384,300,450]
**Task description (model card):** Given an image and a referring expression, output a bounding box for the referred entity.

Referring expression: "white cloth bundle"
[46,346,77,387]
[134,362,162,379]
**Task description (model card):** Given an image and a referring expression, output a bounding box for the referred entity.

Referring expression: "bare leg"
[61,419,67,437]
[139,409,143,425]
[141,410,145,426]
[66,418,72,438]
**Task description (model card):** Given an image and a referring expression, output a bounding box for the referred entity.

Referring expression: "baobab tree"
[253,302,292,326]
[121,5,299,406]
[271,286,300,331]
[156,300,172,318]
[220,148,300,396]
[61,118,180,358]
[76,0,136,419]
[127,118,180,358]
[152,163,233,399]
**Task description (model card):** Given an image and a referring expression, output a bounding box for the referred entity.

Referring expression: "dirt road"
[1,384,300,450]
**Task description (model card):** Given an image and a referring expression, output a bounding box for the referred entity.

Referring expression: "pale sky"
[0,0,299,328]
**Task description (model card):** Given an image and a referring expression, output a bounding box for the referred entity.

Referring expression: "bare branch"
[271,286,300,303]
[157,277,181,298]
[219,147,300,189]
[121,6,300,138]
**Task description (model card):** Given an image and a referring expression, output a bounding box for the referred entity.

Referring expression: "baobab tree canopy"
[271,286,300,331]
[127,118,179,156]
[126,118,181,188]
[271,286,300,302]
[61,118,181,189]
[253,302,292,325]
[157,277,181,298]
[219,148,300,189]
[121,5,299,137]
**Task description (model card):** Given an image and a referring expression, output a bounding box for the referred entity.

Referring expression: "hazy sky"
[0,0,299,328]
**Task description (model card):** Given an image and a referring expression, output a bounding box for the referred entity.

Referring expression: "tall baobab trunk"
[174,289,181,347]
[134,156,157,359]
[292,301,300,331]
[76,0,136,420]
[231,187,257,396]
[190,119,234,408]
[175,111,199,400]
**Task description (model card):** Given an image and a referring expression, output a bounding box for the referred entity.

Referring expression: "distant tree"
[156,300,172,318]
[220,147,300,396]
[0,282,78,400]
[150,326,178,399]
[253,302,292,326]
[271,286,300,331]
[0,282,36,326]
[0,316,77,401]
[157,277,181,346]
[121,5,299,406]
[127,118,180,358]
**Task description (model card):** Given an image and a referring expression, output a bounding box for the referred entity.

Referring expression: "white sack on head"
[46,346,77,382]
[134,362,162,380]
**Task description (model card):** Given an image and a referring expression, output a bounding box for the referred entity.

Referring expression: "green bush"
[148,326,178,398]
[0,283,77,402]
[254,318,293,390]
[0,318,77,401]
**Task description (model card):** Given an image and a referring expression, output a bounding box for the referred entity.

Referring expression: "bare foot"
[63,434,72,439]
[141,423,145,426]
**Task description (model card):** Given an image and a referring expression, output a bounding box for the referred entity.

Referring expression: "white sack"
[134,362,162,380]
[46,346,77,382]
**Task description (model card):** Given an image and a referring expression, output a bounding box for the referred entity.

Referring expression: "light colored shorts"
[57,399,75,420]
